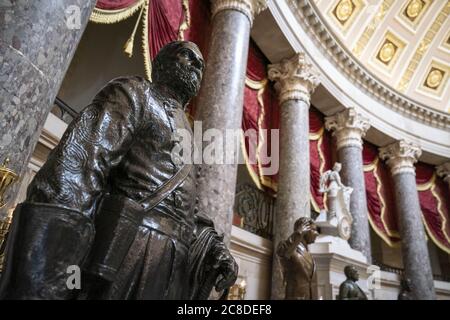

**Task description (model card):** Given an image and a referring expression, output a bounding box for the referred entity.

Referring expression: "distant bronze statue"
[277,217,319,300]
[398,278,412,300]
[338,265,368,300]
[0,41,238,300]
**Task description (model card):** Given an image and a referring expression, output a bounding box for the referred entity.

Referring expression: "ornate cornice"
[436,162,450,185]
[287,0,450,130]
[211,0,267,25]
[268,52,320,105]
[379,140,422,176]
[325,108,371,150]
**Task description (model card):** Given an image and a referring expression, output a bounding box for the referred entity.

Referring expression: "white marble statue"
[318,162,353,240]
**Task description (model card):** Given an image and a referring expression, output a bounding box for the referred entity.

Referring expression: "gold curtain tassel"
[123,3,146,58]
[123,36,135,57]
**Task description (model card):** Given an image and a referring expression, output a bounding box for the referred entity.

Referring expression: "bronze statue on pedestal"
[338,265,368,300]
[277,217,319,300]
[0,41,238,300]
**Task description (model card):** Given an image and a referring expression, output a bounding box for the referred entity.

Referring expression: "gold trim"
[240,132,264,190]
[422,213,450,254]
[89,0,147,24]
[178,0,191,41]
[141,0,152,80]
[397,1,450,92]
[243,77,279,191]
[417,173,450,252]
[352,0,395,57]
[417,172,435,191]
[0,158,18,209]
[430,181,450,246]
[123,4,146,57]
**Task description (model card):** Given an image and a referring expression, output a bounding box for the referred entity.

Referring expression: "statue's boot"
[0,202,94,299]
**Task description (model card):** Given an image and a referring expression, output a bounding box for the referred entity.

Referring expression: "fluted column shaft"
[380,140,436,300]
[268,52,320,299]
[325,108,371,262]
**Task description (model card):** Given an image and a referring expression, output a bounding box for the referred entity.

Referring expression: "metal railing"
[373,259,450,282]
[52,97,78,123]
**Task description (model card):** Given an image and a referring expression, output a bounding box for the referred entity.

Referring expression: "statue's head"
[294,217,319,245]
[152,41,205,106]
[333,162,342,172]
[344,265,359,281]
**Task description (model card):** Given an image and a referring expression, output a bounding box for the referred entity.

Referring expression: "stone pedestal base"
[309,235,372,300]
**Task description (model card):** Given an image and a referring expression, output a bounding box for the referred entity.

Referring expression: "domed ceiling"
[312,0,450,113]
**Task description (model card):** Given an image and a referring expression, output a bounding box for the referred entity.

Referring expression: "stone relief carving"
[234,183,274,239]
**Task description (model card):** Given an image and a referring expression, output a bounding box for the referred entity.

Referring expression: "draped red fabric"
[148,0,182,59]
[242,41,333,205]
[96,0,139,10]
[416,162,450,253]
[242,41,279,194]
[363,143,400,245]
[309,108,333,211]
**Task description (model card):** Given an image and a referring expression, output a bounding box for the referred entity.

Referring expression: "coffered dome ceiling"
[312,0,450,112]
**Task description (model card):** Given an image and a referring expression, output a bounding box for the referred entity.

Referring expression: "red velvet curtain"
[96,0,139,10]
[416,162,450,253]
[309,109,333,212]
[363,143,400,246]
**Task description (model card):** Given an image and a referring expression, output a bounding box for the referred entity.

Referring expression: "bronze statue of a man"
[0,41,238,300]
[277,217,319,300]
[338,265,368,300]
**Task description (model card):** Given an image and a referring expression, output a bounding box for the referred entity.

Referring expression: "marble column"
[268,52,320,299]
[325,108,372,262]
[379,140,436,300]
[436,162,450,188]
[194,0,267,244]
[0,0,96,215]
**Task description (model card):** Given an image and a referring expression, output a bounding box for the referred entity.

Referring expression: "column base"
[309,235,372,300]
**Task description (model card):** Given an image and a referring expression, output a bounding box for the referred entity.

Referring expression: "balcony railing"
[373,259,450,282]
[52,97,78,124]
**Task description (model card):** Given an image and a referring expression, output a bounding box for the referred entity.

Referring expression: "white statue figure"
[318,162,353,240]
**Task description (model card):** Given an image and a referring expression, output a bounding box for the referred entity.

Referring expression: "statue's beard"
[158,62,201,106]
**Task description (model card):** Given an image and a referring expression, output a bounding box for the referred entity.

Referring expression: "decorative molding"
[397,1,450,92]
[325,107,370,150]
[211,0,267,25]
[379,140,422,176]
[234,183,274,239]
[268,51,320,105]
[287,0,450,130]
[436,162,450,185]
[352,0,395,58]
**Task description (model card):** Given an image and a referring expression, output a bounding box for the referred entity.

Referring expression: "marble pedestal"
[309,235,372,300]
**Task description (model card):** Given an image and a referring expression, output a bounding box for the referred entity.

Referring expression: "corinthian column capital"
[436,162,450,185]
[379,140,422,176]
[211,0,267,25]
[325,108,370,150]
[268,52,320,105]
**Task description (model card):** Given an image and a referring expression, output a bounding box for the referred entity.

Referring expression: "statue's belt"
[87,163,194,281]
[141,213,194,246]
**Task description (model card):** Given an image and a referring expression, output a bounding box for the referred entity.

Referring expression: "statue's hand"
[212,248,239,292]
